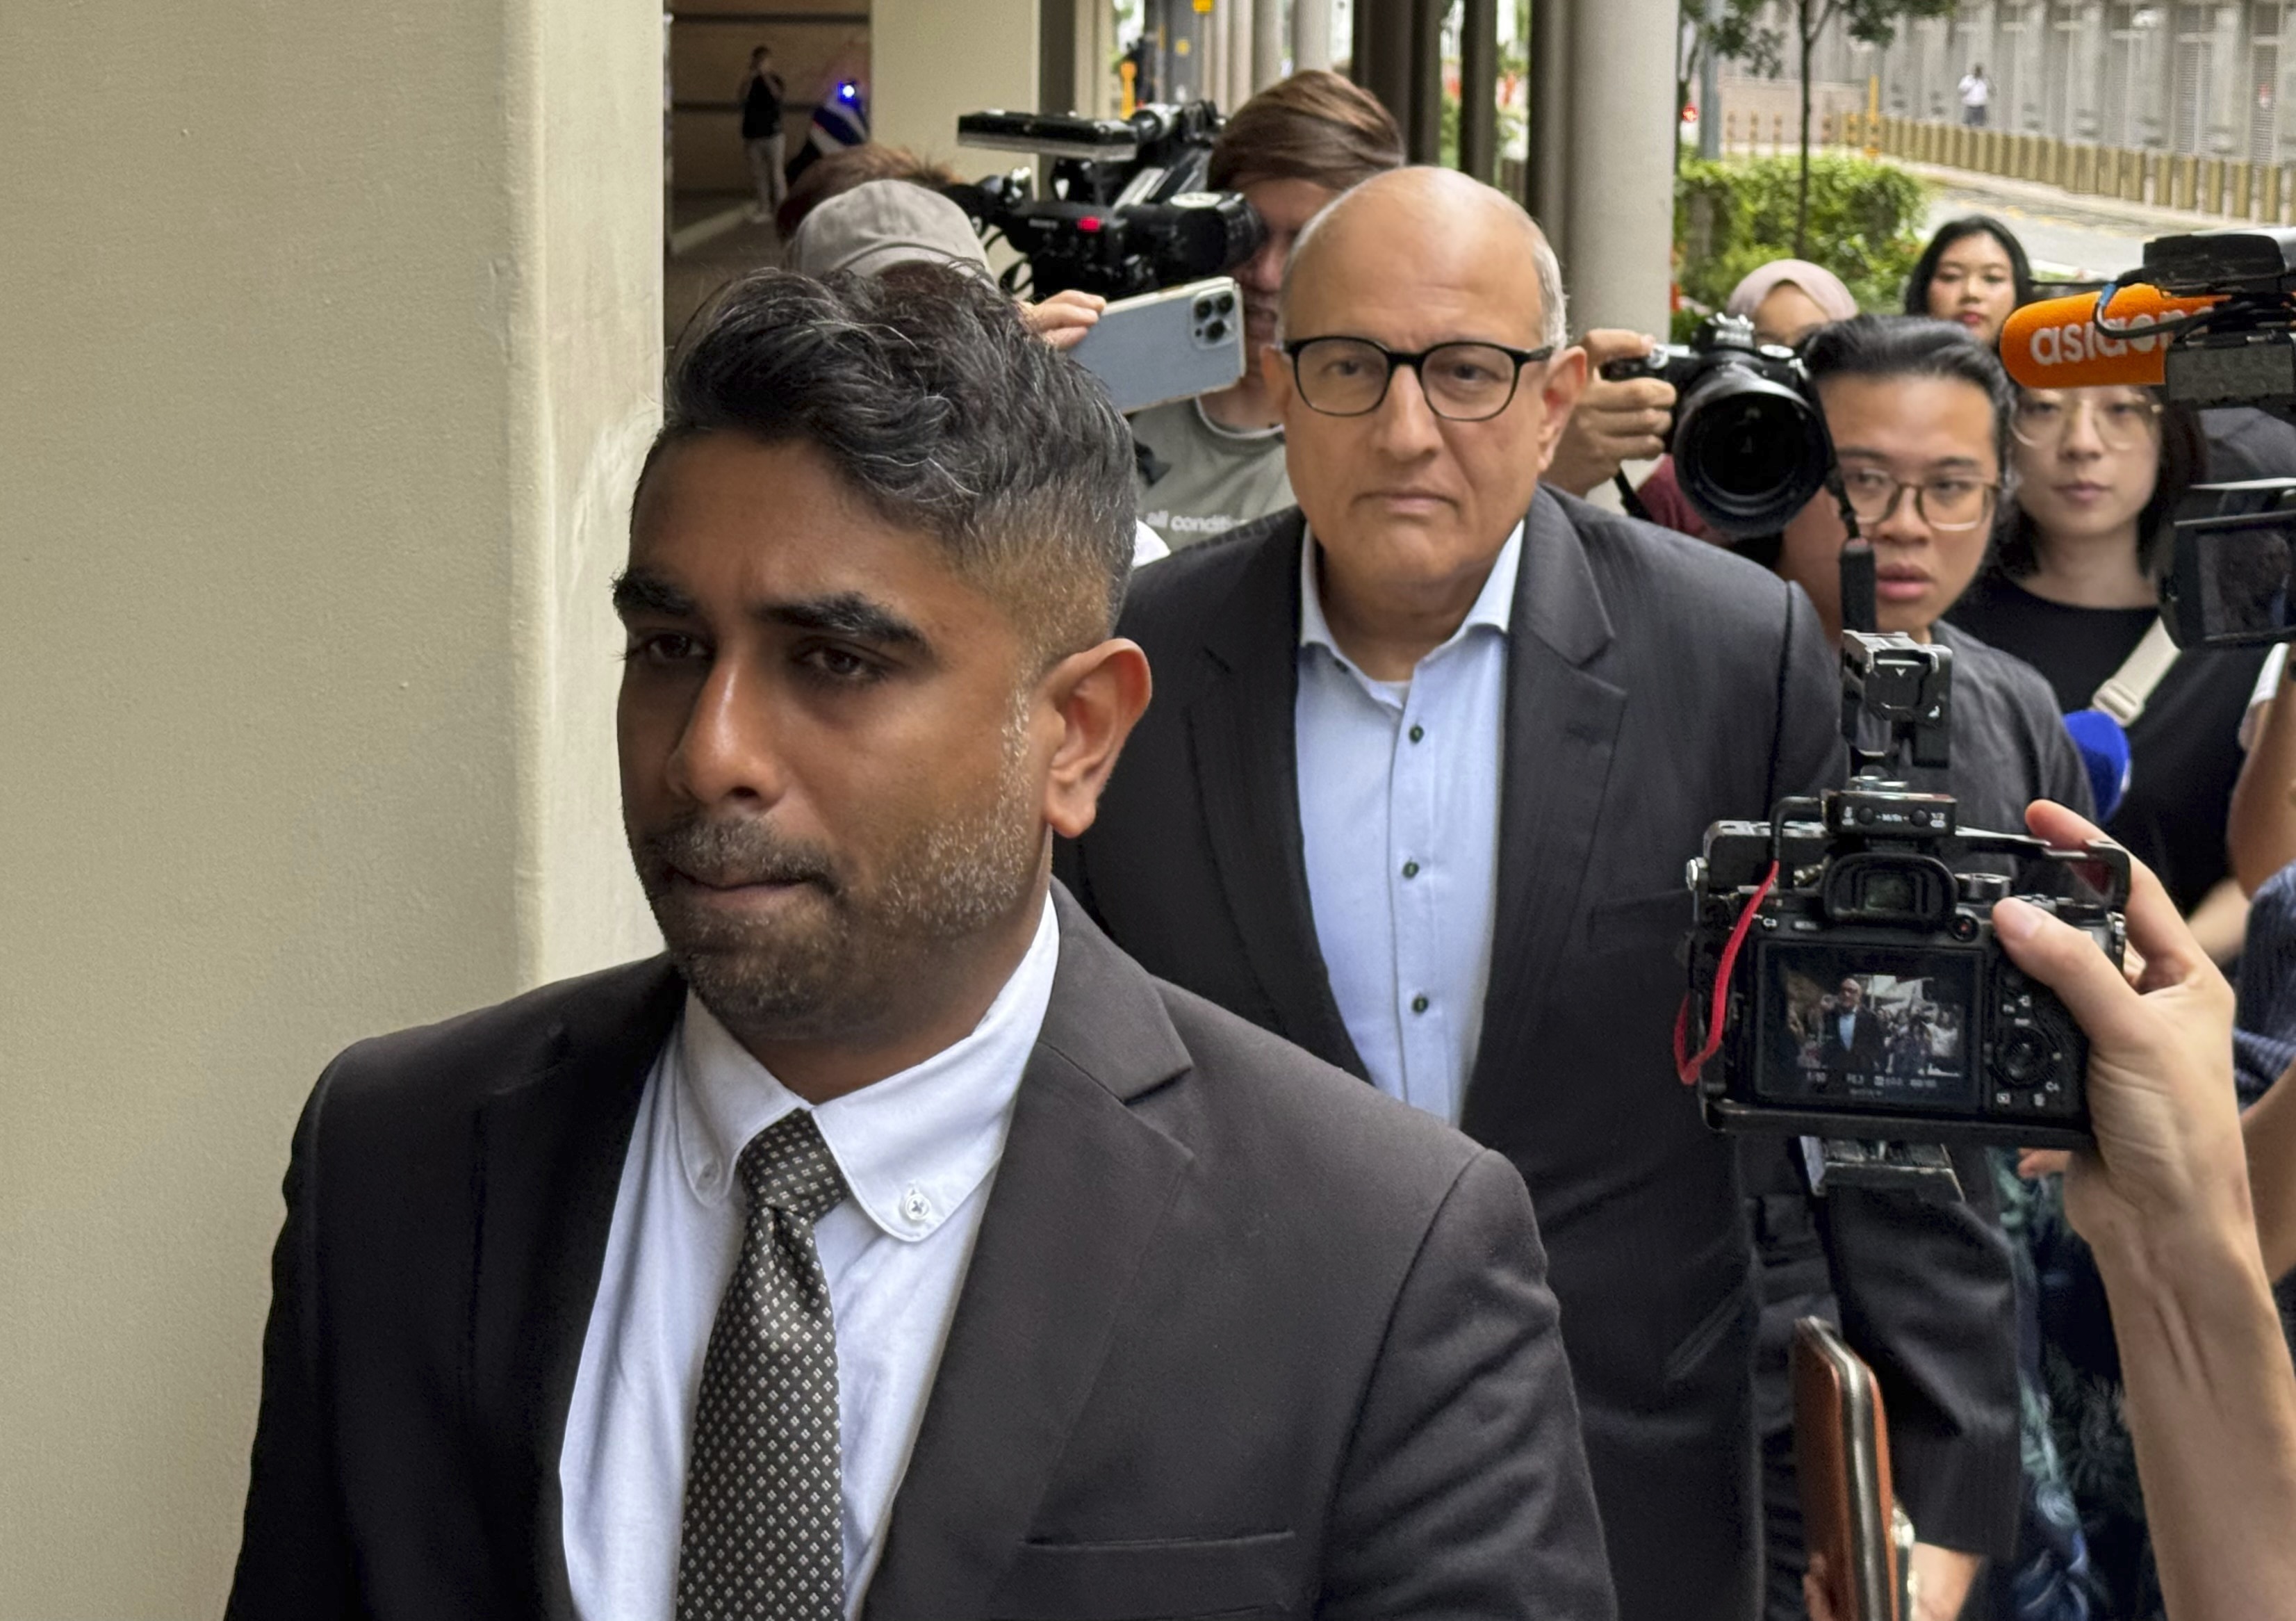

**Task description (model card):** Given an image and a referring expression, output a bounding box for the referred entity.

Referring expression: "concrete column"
[1698,6,1723,159]
[1295,0,1334,72]
[1461,0,1500,180]
[1561,0,1675,335]
[1229,0,1256,111]
[873,0,1038,178]
[1407,0,1445,161]
[1527,0,1571,243]
[1256,0,1288,91]
[1357,0,1416,143]
[0,0,660,1610]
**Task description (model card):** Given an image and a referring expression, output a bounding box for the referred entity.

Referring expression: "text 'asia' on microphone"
[1996,284,2222,390]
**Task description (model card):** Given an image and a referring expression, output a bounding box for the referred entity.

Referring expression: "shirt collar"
[1297,519,1523,661]
[669,892,1060,1244]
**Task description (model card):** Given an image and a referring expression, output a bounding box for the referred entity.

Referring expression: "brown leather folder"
[1792,1315,1912,1621]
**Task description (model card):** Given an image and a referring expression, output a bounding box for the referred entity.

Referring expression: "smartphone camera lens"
[1204,320,1228,342]
[1215,292,1235,314]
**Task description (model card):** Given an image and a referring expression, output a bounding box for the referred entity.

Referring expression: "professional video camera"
[1600,312,1835,539]
[1679,585,2129,1159]
[943,104,1265,300]
[2003,227,2296,649]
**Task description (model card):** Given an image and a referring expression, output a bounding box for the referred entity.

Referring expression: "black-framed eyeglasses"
[1281,335,1556,421]
[1835,466,2000,532]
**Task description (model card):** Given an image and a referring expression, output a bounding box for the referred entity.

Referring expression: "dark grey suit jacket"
[1058,491,2020,1621]
[224,886,1615,1621]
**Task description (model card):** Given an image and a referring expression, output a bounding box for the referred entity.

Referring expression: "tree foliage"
[1685,0,1952,246]
[1674,151,1928,331]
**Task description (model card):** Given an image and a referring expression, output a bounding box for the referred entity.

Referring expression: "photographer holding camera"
[1806,800,2296,1621]
[1129,71,1401,552]
[1545,258,1858,525]
[1727,313,2094,1620]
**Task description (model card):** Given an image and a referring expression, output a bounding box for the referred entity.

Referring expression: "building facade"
[1779,1,2294,161]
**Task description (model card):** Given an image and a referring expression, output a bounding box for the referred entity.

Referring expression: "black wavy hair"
[637,263,1137,661]
[1902,215,2037,320]
[1801,313,2018,475]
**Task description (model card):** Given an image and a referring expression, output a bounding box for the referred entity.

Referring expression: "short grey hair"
[1275,182,1569,350]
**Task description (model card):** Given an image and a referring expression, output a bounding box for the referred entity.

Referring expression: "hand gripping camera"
[1679,631,2129,1157]
[1600,313,1835,539]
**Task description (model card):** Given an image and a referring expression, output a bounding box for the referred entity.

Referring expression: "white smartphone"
[1066,277,1247,415]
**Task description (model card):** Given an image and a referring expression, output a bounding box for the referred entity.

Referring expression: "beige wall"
[0,0,661,1611]
[871,0,1040,181]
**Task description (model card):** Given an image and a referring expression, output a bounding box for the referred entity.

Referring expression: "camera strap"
[2088,618,2179,726]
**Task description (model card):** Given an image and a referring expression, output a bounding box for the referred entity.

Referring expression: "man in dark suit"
[1060,169,2018,1621]
[224,266,1612,1620]
[1819,979,1889,1073]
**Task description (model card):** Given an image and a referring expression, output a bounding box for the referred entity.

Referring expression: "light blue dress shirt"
[1295,523,1520,1125]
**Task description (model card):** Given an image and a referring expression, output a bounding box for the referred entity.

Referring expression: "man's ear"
[1533,344,1591,472]
[1040,637,1153,840]
[1261,341,1295,425]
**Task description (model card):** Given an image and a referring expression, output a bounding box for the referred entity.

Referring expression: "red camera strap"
[1673,861,1780,1086]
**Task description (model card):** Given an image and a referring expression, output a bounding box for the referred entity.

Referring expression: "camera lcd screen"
[2184,517,2296,641]
[1753,943,1981,1112]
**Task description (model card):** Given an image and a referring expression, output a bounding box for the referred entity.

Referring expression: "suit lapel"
[1468,491,1629,1119]
[466,959,685,1621]
[862,890,1195,1620]
[1187,513,1367,1075]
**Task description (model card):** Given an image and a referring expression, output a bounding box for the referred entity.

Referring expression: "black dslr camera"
[1600,313,1834,539]
[1682,632,2129,1152]
[944,104,1265,300]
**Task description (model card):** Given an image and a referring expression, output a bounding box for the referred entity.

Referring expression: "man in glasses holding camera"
[1059,170,2019,1621]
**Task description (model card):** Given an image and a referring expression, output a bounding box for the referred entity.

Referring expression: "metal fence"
[1724,107,2296,222]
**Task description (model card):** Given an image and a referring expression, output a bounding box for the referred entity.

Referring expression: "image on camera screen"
[1755,946,1980,1111]
[2195,521,2296,639]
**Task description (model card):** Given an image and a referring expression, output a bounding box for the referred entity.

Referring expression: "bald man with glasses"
[1059,170,2019,1621]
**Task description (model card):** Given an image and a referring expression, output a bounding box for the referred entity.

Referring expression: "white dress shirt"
[1295,524,1519,1124]
[559,895,1060,1621]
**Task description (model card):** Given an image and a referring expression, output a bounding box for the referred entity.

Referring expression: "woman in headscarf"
[1633,258,1860,541]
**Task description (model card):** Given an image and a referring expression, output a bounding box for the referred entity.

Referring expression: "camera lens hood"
[1672,366,1835,539]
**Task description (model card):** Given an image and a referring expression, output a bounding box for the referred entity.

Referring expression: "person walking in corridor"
[741,44,788,224]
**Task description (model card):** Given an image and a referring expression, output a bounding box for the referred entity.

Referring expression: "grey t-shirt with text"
[1131,397,1293,551]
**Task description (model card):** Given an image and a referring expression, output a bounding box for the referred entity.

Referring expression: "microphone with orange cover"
[1996,284,2223,391]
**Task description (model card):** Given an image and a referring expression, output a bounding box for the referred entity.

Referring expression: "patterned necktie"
[675,1108,851,1621]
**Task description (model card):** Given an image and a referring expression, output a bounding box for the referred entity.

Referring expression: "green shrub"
[1673,153,1929,335]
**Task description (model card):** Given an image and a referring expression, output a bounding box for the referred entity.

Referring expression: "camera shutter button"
[1959,873,2012,905]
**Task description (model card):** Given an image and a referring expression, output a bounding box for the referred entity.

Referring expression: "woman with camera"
[1947,386,2269,965]
[1809,799,2296,1621]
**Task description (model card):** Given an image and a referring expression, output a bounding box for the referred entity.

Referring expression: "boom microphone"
[1997,284,2222,390]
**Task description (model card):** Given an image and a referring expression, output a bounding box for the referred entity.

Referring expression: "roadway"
[1912,163,2246,283]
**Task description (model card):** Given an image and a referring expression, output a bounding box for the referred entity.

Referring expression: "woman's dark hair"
[637,265,1136,662]
[1902,215,2036,318]
[1993,389,2208,579]
[1800,313,2019,474]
